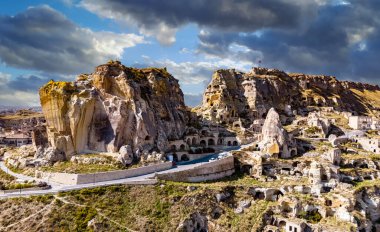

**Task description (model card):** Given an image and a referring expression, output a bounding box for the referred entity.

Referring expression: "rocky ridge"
[196,67,380,126]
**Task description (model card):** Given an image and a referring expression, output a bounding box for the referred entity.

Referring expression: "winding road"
[0,157,213,199]
[0,146,242,199]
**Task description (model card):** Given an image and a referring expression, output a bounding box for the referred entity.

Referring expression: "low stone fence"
[157,156,235,182]
[0,186,50,194]
[35,162,173,185]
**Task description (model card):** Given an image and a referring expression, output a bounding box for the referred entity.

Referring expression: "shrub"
[299,211,322,223]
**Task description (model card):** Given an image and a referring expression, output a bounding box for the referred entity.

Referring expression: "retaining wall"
[157,156,235,182]
[0,186,50,194]
[35,162,173,185]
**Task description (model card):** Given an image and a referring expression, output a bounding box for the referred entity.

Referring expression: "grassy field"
[0,182,275,231]
[40,161,126,174]
[0,168,37,190]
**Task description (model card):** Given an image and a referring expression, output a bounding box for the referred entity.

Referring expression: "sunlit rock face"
[39,61,188,159]
[197,67,380,126]
[259,108,295,158]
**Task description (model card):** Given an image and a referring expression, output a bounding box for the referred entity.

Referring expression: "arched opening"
[181,154,189,161]
[254,191,265,200]
[278,220,286,228]
[325,199,332,206]
[186,138,191,145]
[180,144,186,151]
[200,140,207,147]
[233,141,238,146]
[359,163,368,169]
[171,145,177,151]
[192,137,197,145]
[173,153,178,162]
[227,141,232,146]
[208,138,215,146]
[273,190,284,201]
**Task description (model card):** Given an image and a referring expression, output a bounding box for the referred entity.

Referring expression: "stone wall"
[0,186,50,194]
[35,171,79,185]
[35,162,173,185]
[156,156,235,182]
[76,162,173,184]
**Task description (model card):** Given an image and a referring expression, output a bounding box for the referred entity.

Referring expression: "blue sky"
[0,0,380,106]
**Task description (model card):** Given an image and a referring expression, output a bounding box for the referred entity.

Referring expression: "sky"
[0,0,379,107]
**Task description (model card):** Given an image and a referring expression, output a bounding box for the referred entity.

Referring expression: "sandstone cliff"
[197,67,380,125]
[39,61,188,159]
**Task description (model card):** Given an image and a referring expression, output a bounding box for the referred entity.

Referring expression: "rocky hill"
[196,67,380,125]
[39,61,188,160]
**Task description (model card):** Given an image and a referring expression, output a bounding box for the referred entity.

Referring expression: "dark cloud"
[81,0,319,44]
[81,0,380,83]
[197,1,380,83]
[0,5,144,74]
[0,72,75,106]
[8,75,47,92]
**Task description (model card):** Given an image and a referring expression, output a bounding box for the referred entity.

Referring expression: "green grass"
[40,161,126,174]
[354,179,380,192]
[0,168,39,190]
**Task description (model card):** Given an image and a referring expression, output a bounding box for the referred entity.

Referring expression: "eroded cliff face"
[197,67,380,125]
[39,61,187,159]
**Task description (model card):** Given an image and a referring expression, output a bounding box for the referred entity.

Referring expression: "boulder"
[215,192,231,203]
[43,147,66,163]
[118,145,134,166]
[176,212,208,232]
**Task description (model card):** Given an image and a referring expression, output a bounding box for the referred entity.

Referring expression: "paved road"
[0,157,212,199]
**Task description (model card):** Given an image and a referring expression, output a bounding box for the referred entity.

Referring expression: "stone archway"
[173,153,178,162]
[181,154,189,161]
[200,140,207,147]
[208,138,215,146]
[192,137,197,145]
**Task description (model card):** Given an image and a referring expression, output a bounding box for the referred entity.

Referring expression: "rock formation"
[258,108,296,158]
[197,67,380,126]
[39,61,188,160]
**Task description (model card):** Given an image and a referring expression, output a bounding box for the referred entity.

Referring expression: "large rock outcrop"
[39,61,188,160]
[197,67,380,125]
[259,108,296,158]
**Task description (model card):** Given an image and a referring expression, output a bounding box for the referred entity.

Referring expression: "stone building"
[357,138,380,154]
[0,133,31,146]
[307,112,331,137]
[348,116,372,130]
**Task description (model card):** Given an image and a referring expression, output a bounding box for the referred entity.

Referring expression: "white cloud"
[81,1,176,45]
[0,6,146,74]
[91,31,145,58]
[0,91,40,107]
[0,72,10,86]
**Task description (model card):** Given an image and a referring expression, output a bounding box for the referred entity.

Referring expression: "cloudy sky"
[0,0,379,107]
